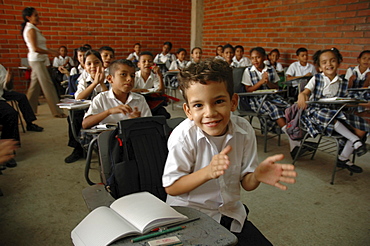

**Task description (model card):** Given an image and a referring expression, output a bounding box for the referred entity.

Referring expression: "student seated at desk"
[264,49,283,72]
[297,48,369,173]
[53,45,74,69]
[222,44,235,67]
[82,59,151,129]
[127,43,141,65]
[154,41,176,73]
[242,47,303,158]
[186,47,203,67]
[64,50,108,163]
[286,47,317,80]
[162,59,297,245]
[232,45,252,68]
[169,48,188,71]
[215,45,224,60]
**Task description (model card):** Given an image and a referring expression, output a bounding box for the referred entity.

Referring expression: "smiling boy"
[162,59,296,244]
[82,59,151,129]
[286,47,317,80]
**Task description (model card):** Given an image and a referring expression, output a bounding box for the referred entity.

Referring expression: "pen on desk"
[131,226,186,243]
[151,217,200,232]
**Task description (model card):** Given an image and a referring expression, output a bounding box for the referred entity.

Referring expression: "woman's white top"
[23,22,49,65]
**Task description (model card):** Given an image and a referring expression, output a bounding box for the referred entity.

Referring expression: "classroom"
[0,0,369,245]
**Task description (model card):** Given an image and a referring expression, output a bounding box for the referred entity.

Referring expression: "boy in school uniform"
[53,46,74,69]
[162,59,296,245]
[233,45,252,68]
[286,47,317,80]
[82,59,151,129]
[127,43,141,63]
[154,41,176,72]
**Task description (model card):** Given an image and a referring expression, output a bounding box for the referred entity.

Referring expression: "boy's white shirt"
[305,73,340,98]
[241,64,280,86]
[134,70,160,92]
[53,55,74,67]
[83,89,151,124]
[286,61,317,77]
[127,52,139,61]
[232,56,252,68]
[70,65,84,76]
[169,59,187,70]
[345,65,370,81]
[162,114,258,233]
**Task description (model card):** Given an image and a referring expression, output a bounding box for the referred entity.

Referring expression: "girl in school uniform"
[298,48,369,173]
[154,41,176,72]
[186,47,202,67]
[169,48,188,70]
[264,49,284,72]
[242,47,303,157]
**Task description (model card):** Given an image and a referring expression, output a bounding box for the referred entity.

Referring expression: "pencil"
[131,226,186,243]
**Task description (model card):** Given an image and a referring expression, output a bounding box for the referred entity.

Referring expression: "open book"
[71,192,188,246]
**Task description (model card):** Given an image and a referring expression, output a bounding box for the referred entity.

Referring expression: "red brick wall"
[0,0,191,92]
[202,0,370,73]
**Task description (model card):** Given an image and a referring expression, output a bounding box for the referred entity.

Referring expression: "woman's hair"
[358,50,370,59]
[216,45,223,56]
[313,47,343,66]
[250,47,266,57]
[83,50,103,64]
[20,7,36,34]
[191,47,202,54]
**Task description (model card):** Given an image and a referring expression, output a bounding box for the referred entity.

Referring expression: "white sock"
[338,140,354,165]
[282,125,301,151]
[333,121,362,149]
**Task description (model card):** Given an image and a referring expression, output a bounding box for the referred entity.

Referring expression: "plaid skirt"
[348,90,370,113]
[301,104,370,138]
[249,95,289,121]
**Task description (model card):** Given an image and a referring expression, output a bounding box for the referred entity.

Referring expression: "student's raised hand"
[152,65,161,75]
[129,107,141,119]
[254,154,297,190]
[207,145,232,179]
[108,104,133,115]
[94,66,105,85]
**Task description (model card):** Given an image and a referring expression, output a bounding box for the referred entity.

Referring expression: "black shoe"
[64,148,84,163]
[353,140,367,157]
[0,165,6,171]
[5,159,17,168]
[27,123,44,132]
[290,146,308,159]
[337,159,363,173]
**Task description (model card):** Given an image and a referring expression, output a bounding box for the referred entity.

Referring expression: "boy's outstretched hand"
[207,145,232,179]
[255,154,297,190]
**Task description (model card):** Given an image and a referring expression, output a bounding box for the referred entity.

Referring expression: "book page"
[110,192,188,234]
[71,207,138,246]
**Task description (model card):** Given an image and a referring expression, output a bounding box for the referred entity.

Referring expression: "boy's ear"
[106,74,114,84]
[230,93,239,112]
[183,103,193,120]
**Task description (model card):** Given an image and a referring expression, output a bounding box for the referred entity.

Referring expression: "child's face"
[59,47,67,57]
[269,52,279,64]
[223,48,234,64]
[85,54,103,79]
[108,64,136,95]
[191,49,202,63]
[297,51,308,65]
[177,51,186,61]
[251,50,265,70]
[235,48,244,60]
[217,46,223,56]
[77,51,86,66]
[138,54,154,72]
[183,81,238,136]
[100,50,115,68]
[358,53,370,70]
[319,51,339,80]
[134,45,141,54]
[162,45,170,55]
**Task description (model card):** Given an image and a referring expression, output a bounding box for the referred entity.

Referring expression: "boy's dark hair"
[250,47,266,57]
[99,46,115,56]
[216,45,223,56]
[296,47,308,56]
[191,47,202,54]
[178,59,234,104]
[223,44,235,53]
[176,48,187,54]
[139,51,154,59]
[21,7,36,34]
[83,50,103,64]
[59,46,67,51]
[270,49,280,56]
[235,45,244,52]
[134,43,141,47]
[313,47,343,66]
[163,42,173,50]
[83,44,92,50]
[358,50,370,59]
[73,46,89,65]
[77,46,89,53]
[109,59,135,75]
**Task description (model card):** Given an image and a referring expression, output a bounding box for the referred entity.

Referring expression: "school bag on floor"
[285,103,304,140]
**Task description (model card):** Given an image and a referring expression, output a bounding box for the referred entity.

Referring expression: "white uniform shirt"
[134,70,160,92]
[154,53,176,69]
[305,73,340,98]
[127,52,139,61]
[84,89,151,124]
[264,60,283,72]
[53,55,74,67]
[0,64,7,100]
[232,56,252,68]
[169,59,187,70]
[162,115,258,233]
[286,61,317,77]
[345,65,370,82]
[241,65,280,86]
[23,22,50,65]
[70,65,84,76]
[75,73,106,99]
